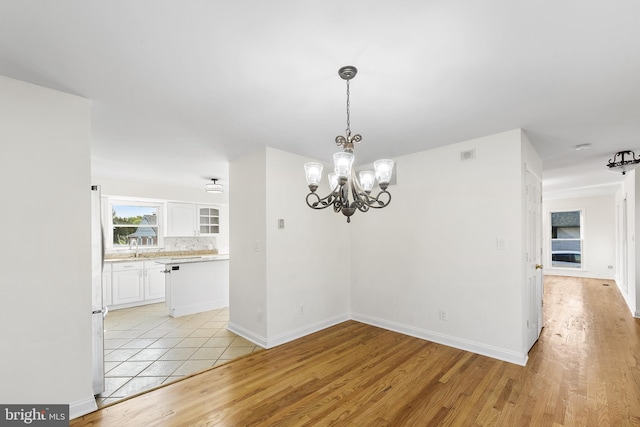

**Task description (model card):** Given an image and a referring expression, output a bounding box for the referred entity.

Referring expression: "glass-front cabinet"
[198,206,219,235]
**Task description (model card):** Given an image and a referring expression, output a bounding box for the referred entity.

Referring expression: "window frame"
[105,198,164,250]
[549,209,585,271]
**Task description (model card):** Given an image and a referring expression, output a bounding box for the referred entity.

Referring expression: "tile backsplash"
[164,236,217,252]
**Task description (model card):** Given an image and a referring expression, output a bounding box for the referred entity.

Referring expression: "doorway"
[526,168,543,350]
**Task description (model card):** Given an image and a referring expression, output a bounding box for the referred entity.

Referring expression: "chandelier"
[304,66,394,223]
[607,150,640,175]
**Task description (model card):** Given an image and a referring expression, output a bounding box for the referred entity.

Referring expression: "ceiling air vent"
[460,148,476,161]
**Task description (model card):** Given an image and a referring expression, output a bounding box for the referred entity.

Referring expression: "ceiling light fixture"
[204,178,223,193]
[607,150,640,175]
[575,143,591,151]
[304,66,394,223]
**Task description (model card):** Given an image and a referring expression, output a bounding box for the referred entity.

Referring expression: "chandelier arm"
[360,190,392,209]
[306,192,337,210]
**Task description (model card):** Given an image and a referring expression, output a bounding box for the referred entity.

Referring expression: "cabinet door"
[144,263,166,301]
[198,206,220,235]
[167,202,197,236]
[112,266,144,305]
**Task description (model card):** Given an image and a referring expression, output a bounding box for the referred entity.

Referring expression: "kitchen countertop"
[153,254,229,265]
[105,251,229,264]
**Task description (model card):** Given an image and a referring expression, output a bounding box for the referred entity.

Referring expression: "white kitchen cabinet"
[166,202,219,236]
[167,202,197,237]
[198,206,219,235]
[102,263,112,307]
[144,261,166,301]
[108,260,166,309]
[111,262,144,306]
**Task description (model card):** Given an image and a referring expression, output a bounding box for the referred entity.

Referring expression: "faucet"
[129,237,139,258]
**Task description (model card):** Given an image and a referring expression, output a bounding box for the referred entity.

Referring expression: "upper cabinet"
[198,206,220,235]
[167,202,219,236]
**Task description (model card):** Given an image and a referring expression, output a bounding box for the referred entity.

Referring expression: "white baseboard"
[228,313,350,350]
[227,322,268,348]
[70,396,97,420]
[232,312,527,366]
[351,312,528,366]
[264,314,350,349]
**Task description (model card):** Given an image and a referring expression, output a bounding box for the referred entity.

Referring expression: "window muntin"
[550,210,582,269]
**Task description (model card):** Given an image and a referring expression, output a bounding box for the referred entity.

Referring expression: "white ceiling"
[1,1,639,198]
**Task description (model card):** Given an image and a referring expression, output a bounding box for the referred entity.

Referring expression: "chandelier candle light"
[304,66,394,223]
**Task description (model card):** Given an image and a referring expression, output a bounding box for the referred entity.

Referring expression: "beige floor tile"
[128,348,169,361]
[110,376,167,398]
[213,329,236,338]
[202,337,235,348]
[188,328,218,338]
[113,330,144,339]
[104,348,141,362]
[138,360,183,377]
[147,337,183,348]
[106,361,152,377]
[119,338,158,349]
[159,347,198,360]
[189,347,225,360]
[173,360,216,376]
[163,328,196,338]
[104,361,121,373]
[174,337,208,348]
[104,338,131,350]
[99,303,257,408]
[99,377,130,397]
[220,346,255,360]
[202,321,227,329]
[138,329,171,339]
[229,336,254,347]
[163,375,185,384]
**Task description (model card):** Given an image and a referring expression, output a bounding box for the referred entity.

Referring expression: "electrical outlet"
[256,308,263,323]
[439,309,448,321]
[299,304,304,314]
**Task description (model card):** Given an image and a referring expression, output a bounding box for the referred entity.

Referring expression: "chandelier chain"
[346,78,351,135]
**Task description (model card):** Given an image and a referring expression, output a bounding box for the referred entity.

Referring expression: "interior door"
[526,168,543,350]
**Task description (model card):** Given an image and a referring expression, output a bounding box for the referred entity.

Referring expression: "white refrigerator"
[91,185,106,395]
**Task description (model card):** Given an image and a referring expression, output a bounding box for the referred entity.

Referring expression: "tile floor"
[98,303,261,407]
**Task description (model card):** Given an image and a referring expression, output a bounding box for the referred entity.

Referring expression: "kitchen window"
[108,200,164,248]
[550,210,583,269]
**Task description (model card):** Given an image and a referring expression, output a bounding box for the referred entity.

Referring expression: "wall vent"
[460,148,476,161]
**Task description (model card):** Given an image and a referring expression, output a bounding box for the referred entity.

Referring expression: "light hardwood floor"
[72,276,640,426]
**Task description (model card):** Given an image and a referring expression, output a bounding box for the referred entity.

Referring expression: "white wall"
[0,76,95,416]
[228,149,268,342]
[265,148,350,345]
[611,172,639,317]
[228,147,350,347]
[542,196,616,279]
[350,129,532,365]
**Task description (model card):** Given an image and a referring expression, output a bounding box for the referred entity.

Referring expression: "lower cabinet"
[111,262,144,306]
[108,260,166,310]
[144,261,166,301]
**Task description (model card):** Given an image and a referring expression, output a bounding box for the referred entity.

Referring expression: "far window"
[110,201,162,248]
[550,210,583,269]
